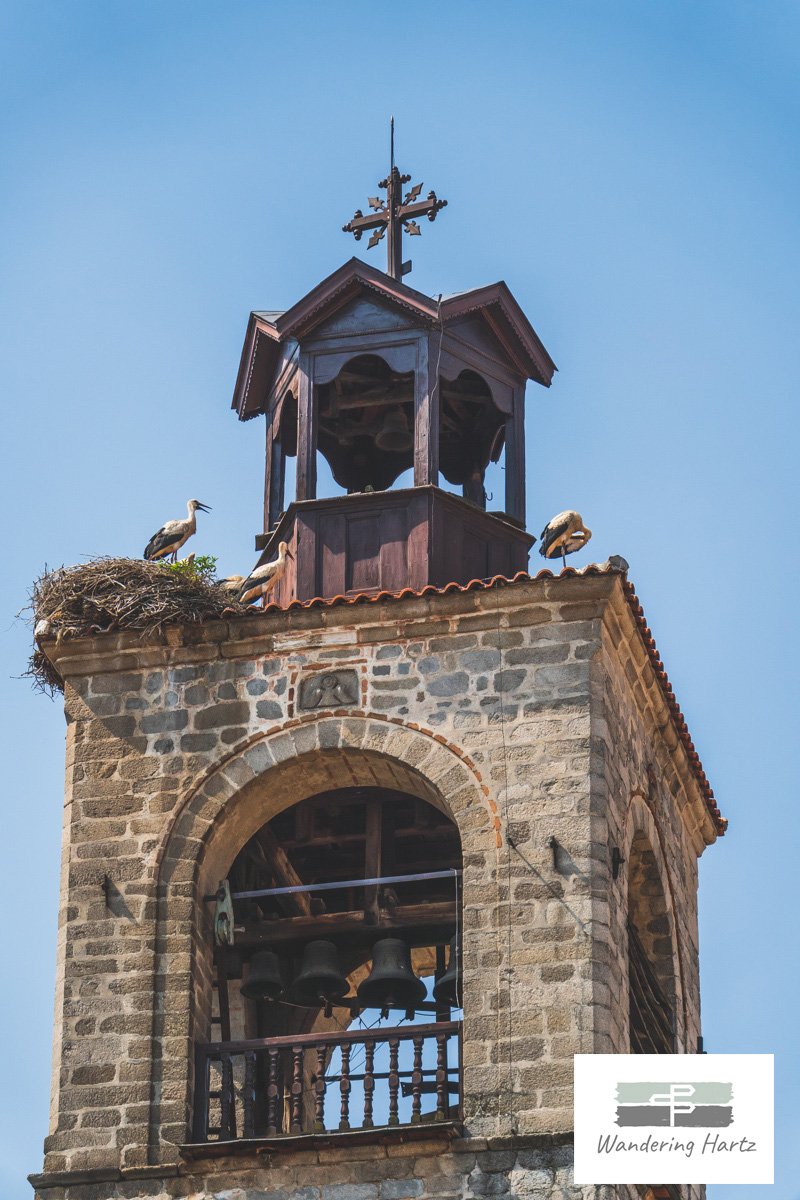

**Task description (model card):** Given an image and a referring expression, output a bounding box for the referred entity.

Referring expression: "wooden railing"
[192,1021,461,1142]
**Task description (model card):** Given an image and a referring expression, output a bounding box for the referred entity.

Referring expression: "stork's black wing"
[144,526,182,560]
[538,513,572,558]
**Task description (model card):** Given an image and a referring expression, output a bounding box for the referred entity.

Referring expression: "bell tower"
[233,256,555,603]
[30,154,724,1200]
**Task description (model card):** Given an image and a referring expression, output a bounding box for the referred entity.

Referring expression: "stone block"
[194,702,251,730]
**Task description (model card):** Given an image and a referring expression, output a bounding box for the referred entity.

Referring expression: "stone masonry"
[30,566,719,1200]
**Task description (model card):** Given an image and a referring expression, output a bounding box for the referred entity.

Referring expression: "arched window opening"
[195,787,463,1143]
[266,389,297,531]
[316,355,416,495]
[627,831,676,1054]
[439,370,505,511]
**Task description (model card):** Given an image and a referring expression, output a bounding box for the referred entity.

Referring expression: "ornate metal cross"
[342,119,447,280]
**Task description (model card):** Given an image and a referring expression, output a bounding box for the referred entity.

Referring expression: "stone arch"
[623,792,686,1048]
[149,714,498,1158]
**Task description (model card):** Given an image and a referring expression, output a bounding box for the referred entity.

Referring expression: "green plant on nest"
[160,554,218,584]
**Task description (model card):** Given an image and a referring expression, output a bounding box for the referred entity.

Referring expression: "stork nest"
[27,557,254,696]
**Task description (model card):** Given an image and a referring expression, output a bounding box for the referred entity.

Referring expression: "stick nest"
[27,557,253,695]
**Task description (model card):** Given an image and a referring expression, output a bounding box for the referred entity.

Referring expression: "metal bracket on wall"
[214,879,235,947]
[611,846,625,879]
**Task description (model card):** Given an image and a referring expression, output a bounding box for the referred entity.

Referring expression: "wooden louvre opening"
[628,919,675,1054]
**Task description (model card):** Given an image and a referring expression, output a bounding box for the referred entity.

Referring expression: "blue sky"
[1,1,797,1195]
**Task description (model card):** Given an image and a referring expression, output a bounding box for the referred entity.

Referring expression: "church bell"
[432,936,462,1007]
[290,939,350,1007]
[375,407,413,452]
[357,937,426,1011]
[240,949,284,1001]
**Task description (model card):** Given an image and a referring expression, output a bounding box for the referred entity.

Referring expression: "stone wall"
[32,1133,699,1200]
[32,570,717,1199]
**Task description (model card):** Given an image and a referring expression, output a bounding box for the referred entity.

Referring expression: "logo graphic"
[574,1054,773,1185]
[616,1081,733,1128]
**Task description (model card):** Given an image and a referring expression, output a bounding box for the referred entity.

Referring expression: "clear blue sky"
[1,2,797,1196]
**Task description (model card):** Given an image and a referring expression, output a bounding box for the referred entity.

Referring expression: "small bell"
[357,938,426,1011]
[290,939,350,1007]
[433,936,461,1007]
[240,949,284,1001]
[375,407,413,452]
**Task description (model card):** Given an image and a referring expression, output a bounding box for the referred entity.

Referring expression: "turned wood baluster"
[220,1053,235,1139]
[338,1043,351,1130]
[362,1040,375,1129]
[435,1033,448,1122]
[290,1045,304,1135]
[243,1051,256,1139]
[314,1044,327,1133]
[266,1047,280,1136]
[410,1034,424,1124]
[387,1038,400,1126]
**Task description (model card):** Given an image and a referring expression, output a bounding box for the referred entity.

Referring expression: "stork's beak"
[196,502,211,512]
[286,548,294,559]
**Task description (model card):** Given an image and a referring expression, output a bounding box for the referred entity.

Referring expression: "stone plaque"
[298,669,359,710]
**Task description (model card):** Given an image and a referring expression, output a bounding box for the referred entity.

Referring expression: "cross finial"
[342,118,448,280]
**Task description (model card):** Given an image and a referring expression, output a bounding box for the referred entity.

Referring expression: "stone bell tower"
[31,153,724,1200]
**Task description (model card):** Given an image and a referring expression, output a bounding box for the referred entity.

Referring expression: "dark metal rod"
[205,868,461,903]
[323,1067,459,1084]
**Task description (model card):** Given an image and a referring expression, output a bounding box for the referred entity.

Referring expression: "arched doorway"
[196,780,463,1141]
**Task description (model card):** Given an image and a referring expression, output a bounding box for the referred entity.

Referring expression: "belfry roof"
[232,258,557,420]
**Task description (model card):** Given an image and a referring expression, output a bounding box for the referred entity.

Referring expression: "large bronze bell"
[240,949,284,1001]
[290,939,350,1007]
[357,938,426,1010]
[433,936,462,1007]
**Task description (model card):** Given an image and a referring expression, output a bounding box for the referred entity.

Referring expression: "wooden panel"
[406,492,431,591]
[378,506,409,592]
[320,513,346,598]
[347,515,382,592]
[256,487,533,604]
[295,513,318,600]
[313,341,417,385]
[311,296,418,340]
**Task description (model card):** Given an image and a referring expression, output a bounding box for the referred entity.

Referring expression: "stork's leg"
[562,547,567,571]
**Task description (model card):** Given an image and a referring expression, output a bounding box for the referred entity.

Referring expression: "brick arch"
[148,714,499,1161]
[623,793,686,1046]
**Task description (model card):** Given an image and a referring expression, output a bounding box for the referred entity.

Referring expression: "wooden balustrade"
[192,1021,461,1143]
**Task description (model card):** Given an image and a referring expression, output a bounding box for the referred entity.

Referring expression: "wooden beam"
[296,352,316,501]
[504,383,526,525]
[233,901,456,949]
[255,826,312,917]
[414,332,439,486]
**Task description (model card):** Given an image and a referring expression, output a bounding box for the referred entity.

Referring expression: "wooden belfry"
[232,145,556,605]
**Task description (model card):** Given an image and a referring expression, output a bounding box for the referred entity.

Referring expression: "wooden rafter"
[233,901,456,949]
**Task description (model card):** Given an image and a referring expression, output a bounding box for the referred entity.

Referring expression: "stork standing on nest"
[538,510,592,570]
[143,499,210,562]
[237,542,293,605]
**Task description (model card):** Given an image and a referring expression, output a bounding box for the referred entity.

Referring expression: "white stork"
[538,510,592,569]
[143,499,210,562]
[217,574,245,595]
[237,542,293,605]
